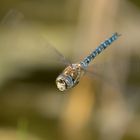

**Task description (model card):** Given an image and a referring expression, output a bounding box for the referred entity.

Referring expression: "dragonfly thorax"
[56,63,85,91]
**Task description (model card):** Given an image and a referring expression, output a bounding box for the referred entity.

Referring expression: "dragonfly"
[1,10,121,91]
[56,33,121,91]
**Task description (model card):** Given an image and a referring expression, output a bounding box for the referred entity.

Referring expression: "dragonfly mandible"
[56,33,121,91]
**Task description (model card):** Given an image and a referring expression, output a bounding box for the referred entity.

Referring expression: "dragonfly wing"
[0,9,73,88]
[0,9,71,67]
[42,40,71,66]
[1,9,24,26]
[85,64,121,90]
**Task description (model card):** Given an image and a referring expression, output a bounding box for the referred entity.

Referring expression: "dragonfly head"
[56,74,74,91]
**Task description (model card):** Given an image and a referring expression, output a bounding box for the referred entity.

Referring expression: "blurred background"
[0,0,139,140]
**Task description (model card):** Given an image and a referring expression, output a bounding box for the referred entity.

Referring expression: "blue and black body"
[80,33,121,68]
[56,32,121,91]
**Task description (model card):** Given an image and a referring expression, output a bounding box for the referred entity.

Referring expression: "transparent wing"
[39,37,72,66]
[85,63,121,90]
[0,9,71,68]
[0,9,73,89]
[1,9,24,26]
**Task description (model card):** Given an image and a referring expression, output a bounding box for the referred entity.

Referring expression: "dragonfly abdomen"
[81,32,120,68]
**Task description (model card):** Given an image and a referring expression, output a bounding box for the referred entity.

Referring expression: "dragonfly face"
[56,74,74,91]
[56,63,85,91]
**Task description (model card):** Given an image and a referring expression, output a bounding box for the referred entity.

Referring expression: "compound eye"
[56,79,67,91]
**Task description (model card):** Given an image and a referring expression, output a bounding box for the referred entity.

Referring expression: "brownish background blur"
[0,0,139,140]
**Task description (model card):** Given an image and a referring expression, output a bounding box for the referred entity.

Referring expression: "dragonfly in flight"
[1,10,121,92]
[56,33,121,91]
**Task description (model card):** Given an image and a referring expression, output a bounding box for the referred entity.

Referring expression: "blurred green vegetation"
[129,0,140,7]
[0,0,139,140]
